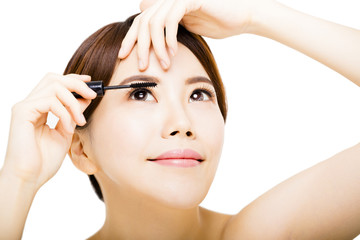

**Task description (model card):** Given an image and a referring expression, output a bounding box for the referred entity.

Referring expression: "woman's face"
[83,44,224,208]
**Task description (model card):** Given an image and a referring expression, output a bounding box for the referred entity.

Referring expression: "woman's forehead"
[110,44,209,86]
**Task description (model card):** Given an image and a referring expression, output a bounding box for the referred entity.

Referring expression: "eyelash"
[127,85,216,102]
[128,88,153,101]
[192,85,216,100]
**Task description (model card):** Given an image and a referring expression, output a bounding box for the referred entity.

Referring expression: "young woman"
[1,0,359,239]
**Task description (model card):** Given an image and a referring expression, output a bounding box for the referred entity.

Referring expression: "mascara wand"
[72,81,157,98]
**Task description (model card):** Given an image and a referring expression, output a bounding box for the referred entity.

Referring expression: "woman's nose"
[161,104,195,139]
[169,130,193,137]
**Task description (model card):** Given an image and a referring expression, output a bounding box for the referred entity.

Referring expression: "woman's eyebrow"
[118,75,160,85]
[186,76,213,86]
[117,75,212,86]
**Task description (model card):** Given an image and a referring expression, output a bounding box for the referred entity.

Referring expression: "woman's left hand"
[118,0,273,70]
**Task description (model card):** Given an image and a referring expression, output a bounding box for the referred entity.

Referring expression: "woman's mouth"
[148,149,204,168]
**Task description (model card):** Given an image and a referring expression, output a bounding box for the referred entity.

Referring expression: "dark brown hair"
[64,14,227,201]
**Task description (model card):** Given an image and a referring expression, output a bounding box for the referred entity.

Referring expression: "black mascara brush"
[72,81,157,98]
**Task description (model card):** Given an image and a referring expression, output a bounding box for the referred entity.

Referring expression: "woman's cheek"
[193,104,224,158]
[191,103,224,135]
[107,107,157,147]
[92,108,158,181]
[90,107,152,162]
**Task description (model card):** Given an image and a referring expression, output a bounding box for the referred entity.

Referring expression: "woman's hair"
[64,13,227,201]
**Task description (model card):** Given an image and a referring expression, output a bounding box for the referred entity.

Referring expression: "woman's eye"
[189,90,211,102]
[129,89,155,101]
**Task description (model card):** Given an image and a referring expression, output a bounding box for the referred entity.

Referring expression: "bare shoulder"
[220,204,292,240]
[199,206,287,239]
[221,142,360,240]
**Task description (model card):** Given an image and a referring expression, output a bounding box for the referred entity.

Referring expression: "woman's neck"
[91,182,204,240]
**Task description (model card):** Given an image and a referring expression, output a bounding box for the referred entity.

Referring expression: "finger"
[55,87,86,126]
[165,1,188,56]
[32,73,90,92]
[55,99,91,135]
[66,74,91,82]
[28,76,92,128]
[165,23,178,57]
[78,98,92,111]
[76,98,92,124]
[62,75,97,100]
[135,2,163,70]
[119,16,140,59]
[54,115,76,137]
[25,96,75,134]
[28,73,95,100]
[136,12,152,70]
[149,0,175,69]
[48,97,76,134]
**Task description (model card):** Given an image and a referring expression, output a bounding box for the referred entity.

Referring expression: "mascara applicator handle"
[72,81,104,98]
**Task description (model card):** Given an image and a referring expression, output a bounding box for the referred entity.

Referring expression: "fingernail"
[79,114,86,125]
[88,88,97,97]
[118,48,125,58]
[139,60,145,70]
[160,60,168,69]
[80,75,91,80]
[169,48,175,57]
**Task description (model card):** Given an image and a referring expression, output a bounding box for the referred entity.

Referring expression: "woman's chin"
[142,183,211,210]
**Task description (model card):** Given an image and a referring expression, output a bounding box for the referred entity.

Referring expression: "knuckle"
[137,36,150,50]
[149,17,161,30]
[62,74,75,83]
[70,99,81,112]
[58,109,71,122]
[139,0,147,11]
[11,98,32,114]
[136,14,149,27]
[134,13,142,22]
[51,81,63,92]
[49,96,59,106]
[43,72,58,81]
[137,38,149,51]
[44,72,54,78]
[11,101,23,114]
[60,114,72,126]
[48,95,61,107]
[64,110,72,121]
[65,74,80,81]
[165,18,176,27]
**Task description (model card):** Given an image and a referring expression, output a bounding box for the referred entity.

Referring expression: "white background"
[0,0,359,239]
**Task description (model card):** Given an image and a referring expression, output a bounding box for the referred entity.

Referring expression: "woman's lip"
[147,149,204,167]
[149,159,201,167]
[152,149,203,161]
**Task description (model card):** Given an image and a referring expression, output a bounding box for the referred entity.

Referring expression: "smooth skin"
[1,0,360,239]
[119,0,360,86]
[78,44,227,240]
[118,0,360,239]
[0,74,97,239]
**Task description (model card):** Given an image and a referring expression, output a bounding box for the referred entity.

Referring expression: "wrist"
[246,1,287,36]
[0,163,38,239]
[0,163,39,195]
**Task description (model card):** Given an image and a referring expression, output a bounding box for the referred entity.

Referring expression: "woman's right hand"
[2,73,97,191]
